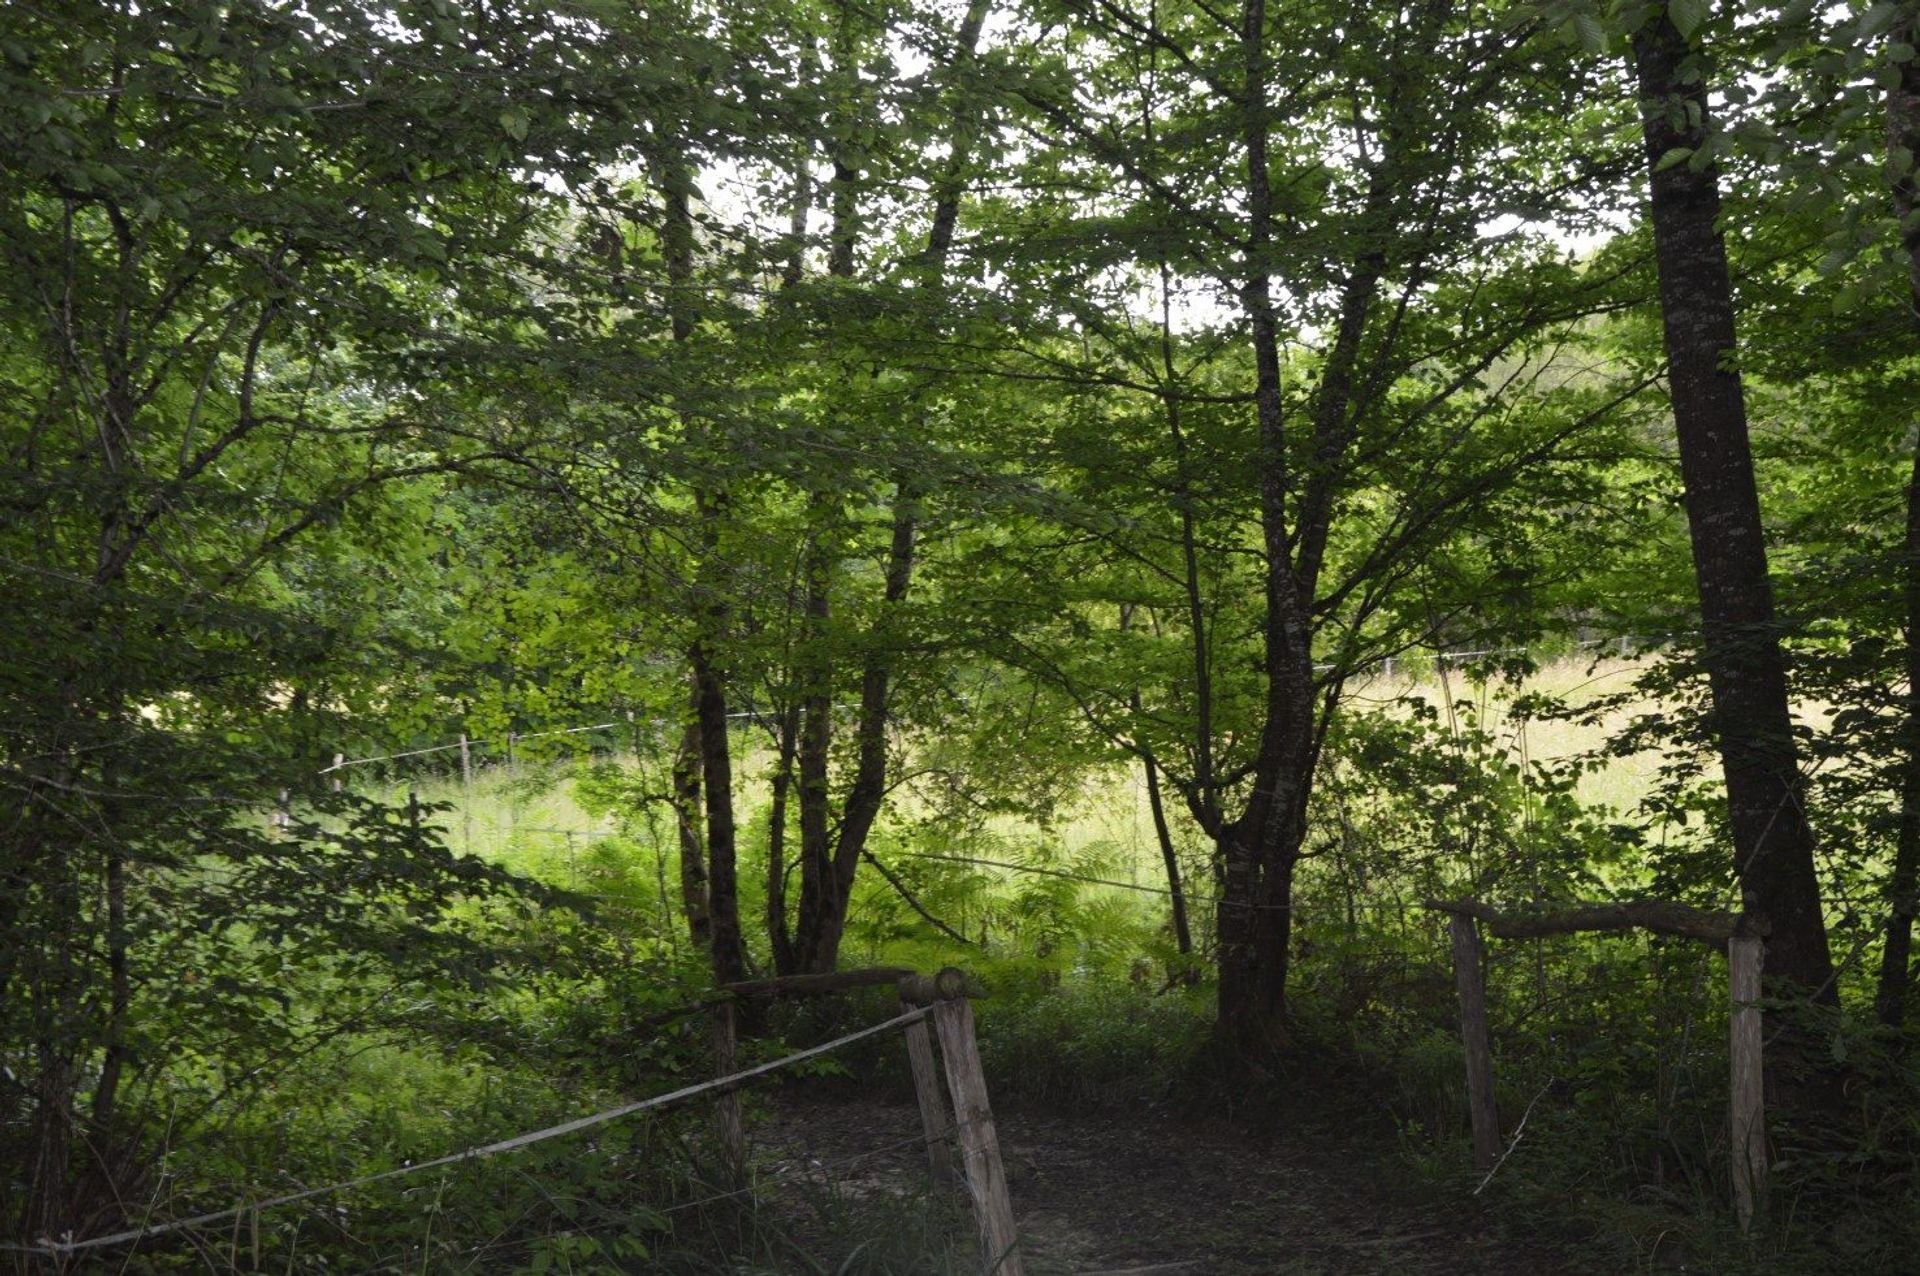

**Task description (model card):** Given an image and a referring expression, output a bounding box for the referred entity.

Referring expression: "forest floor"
[758,1086,1594,1275]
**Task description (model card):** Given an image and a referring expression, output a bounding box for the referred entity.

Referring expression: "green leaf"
[1669,0,1709,39]
[1572,11,1608,54]
[499,106,529,142]
[1654,146,1694,172]
[1875,62,1904,89]
[1858,2,1904,40]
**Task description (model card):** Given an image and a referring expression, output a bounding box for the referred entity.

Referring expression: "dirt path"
[761,1092,1587,1275]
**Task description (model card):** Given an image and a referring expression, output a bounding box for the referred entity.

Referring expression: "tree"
[0,0,630,1236]
[1875,0,1920,1028]
[1627,4,1836,1002]
[966,0,1647,1044]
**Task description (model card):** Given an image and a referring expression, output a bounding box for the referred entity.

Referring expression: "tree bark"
[674,713,712,947]
[766,703,799,976]
[801,494,918,972]
[1144,754,1193,956]
[794,508,839,971]
[1631,14,1835,1002]
[1877,0,1920,1029]
[691,632,748,985]
[1217,0,1303,1046]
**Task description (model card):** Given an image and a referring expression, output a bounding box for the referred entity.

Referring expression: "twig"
[863,851,976,946]
[1473,1078,1553,1195]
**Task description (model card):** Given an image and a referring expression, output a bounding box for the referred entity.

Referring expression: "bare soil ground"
[760,1091,1590,1275]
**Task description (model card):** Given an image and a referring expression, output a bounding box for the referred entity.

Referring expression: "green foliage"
[975,976,1210,1110]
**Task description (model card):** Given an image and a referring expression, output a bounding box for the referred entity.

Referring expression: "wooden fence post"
[931,989,1024,1275]
[1728,935,1766,1231]
[901,1001,956,1184]
[1449,912,1501,1172]
[505,731,518,835]
[711,999,747,1187]
[459,733,473,852]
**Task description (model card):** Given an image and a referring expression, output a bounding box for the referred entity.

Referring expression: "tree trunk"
[1877,1,1920,1029]
[785,0,987,973]
[691,631,748,985]
[1143,754,1193,956]
[793,510,838,972]
[1631,14,1835,1002]
[22,862,80,1241]
[673,716,711,947]
[802,494,917,973]
[766,704,799,977]
[1215,0,1320,1048]
[90,847,130,1132]
[653,138,748,987]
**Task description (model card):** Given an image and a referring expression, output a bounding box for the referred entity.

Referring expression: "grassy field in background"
[338,653,1670,908]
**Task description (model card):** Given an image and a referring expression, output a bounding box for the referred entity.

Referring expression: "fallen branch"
[721,966,917,999]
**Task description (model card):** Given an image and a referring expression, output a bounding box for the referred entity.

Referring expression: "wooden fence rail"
[1425,900,1766,1231]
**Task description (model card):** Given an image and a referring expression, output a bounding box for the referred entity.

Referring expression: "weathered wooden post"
[1728,934,1766,1231]
[911,967,1023,1276]
[505,730,518,835]
[1448,912,1501,1172]
[899,995,957,1184]
[459,733,473,852]
[710,998,747,1187]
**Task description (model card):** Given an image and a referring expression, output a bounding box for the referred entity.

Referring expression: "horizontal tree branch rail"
[1422,897,1762,944]
[718,965,985,1003]
[720,966,915,998]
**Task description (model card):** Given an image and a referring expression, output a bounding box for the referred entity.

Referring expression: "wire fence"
[0,1007,935,1260]
[319,635,1659,778]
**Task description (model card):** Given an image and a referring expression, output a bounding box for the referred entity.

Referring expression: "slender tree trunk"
[794,511,838,971]
[654,138,748,986]
[1143,755,1193,956]
[691,632,748,985]
[1877,1,1920,1029]
[1631,15,1835,1002]
[90,847,129,1132]
[766,704,799,976]
[23,866,80,1241]
[806,495,918,972]
[788,0,989,973]
[1882,447,1920,1027]
[793,51,858,971]
[673,716,711,947]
